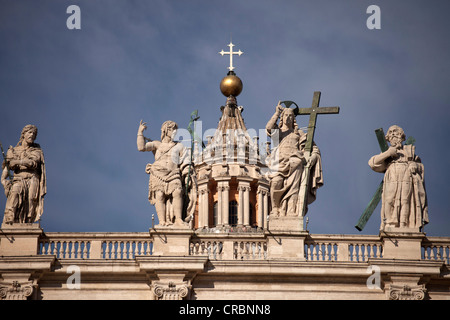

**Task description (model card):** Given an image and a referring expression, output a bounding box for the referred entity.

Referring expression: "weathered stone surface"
[369,125,428,231]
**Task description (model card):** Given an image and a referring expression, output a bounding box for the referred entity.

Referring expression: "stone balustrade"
[38,232,153,259]
[422,236,450,265]
[233,240,268,260]
[37,231,450,265]
[189,240,224,259]
[189,233,268,260]
[304,234,383,262]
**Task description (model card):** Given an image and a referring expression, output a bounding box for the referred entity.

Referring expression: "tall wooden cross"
[185,110,202,196]
[355,128,387,231]
[219,42,243,71]
[282,91,340,228]
[294,91,340,154]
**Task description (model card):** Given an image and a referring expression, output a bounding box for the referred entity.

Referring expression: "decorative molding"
[237,185,250,192]
[0,281,35,300]
[152,282,190,300]
[387,284,427,300]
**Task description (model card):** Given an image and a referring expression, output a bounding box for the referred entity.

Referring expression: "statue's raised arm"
[137,120,190,227]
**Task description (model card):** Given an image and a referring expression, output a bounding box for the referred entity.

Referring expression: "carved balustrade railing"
[233,240,268,260]
[189,239,224,260]
[421,236,450,265]
[189,233,268,260]
[38,232,153,259]
[191,233,384,261]
[305,234,383,262]
[37,232,449,265]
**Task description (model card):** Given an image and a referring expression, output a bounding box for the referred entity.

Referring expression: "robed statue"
[369,125,428,230]
[137,120,196,227]
[1,124,47,225]
[265,104,323,217]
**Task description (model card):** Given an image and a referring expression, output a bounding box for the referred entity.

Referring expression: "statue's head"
[279,108,298,131]
[160,120,178,141]
[386,125,406,148]
[18,124,38,146]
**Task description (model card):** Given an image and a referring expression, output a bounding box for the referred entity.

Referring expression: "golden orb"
[220,74,243,97]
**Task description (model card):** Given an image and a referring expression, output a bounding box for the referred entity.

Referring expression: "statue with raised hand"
[265,104,323,218]
[137,120,191,227]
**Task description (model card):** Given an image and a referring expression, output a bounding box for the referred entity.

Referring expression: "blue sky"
[0,0,449,236]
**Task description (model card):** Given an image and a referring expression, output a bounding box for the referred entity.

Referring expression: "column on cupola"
[237,186,244,226]
[237,130,246,163]
[215,178,231,227]
[257,184,269,229]
[193,140,199,164]
[263,188,269,228]
[250,136,259,165]
[216,184,223,226]
[222,131,229,163]
[198,183,209,228]
[244,185,250,226]
[238,180,251,227]
[222,183,230,226]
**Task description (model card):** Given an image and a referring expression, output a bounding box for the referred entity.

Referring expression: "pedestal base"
[268,216,305,232]
[266,229,308,260]
[380,228,426,260]
[149,226,194,256]
[0,223,43,256]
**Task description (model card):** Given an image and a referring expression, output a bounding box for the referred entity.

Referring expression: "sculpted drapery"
[369,125,428,230]
[137,120,195,227]
[1,125,46,225]
[265,105,323,217]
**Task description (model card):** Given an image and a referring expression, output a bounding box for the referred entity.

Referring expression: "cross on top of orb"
[219,42,243,72]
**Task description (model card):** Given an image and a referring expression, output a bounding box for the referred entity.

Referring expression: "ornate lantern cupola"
[193,42,270,232]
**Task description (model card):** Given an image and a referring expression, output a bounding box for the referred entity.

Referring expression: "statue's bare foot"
[270,208,279,217]
[174,219,188,227]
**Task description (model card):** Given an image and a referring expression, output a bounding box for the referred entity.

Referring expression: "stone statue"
[137,120,195,227]
[1,125,46,225]
[265,105,323,217]
[369,125,428,230]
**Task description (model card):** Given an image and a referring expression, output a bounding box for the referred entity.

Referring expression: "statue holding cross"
[265,92,339,230]
[368,125,429,231]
